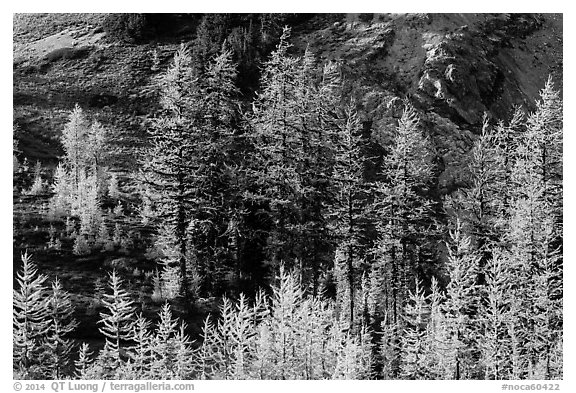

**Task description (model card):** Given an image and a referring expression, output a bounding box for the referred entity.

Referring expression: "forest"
[13,13,562,380]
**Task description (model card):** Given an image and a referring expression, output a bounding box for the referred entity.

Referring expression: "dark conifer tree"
[329,101,370,327]
[370,102,435,326]
[144,44,242,298]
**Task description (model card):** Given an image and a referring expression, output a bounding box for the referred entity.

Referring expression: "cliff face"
[13,13,563,190]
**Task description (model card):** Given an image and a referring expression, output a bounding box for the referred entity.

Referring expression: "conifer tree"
[446,116,503,268]
[86,120,108,178]
[152,225,183,300]
[28,161,44,195]
[188,47,244,295]
[197,317,220,379]
[144,44,241,299]
[108,172,120,200]
[13,252,50,377]
[329,101,370,328]
[49,105,108,241]
[249,27,302,270]
[523,77,562,212]
[289,50,339,291]
[77,172,101,239]
[75,343,93,379]
[142,44,197,299]
[61,104,90,189]
[191,14,231,77]
[150,302,179,377]
[172,322,194,379]
[491,107,525,231]
[49,163,73,218]
[371,101,435,326]
[332,325,373,379]
[399,280,429,379]
[426,277,451,379]
[250,28,341,289]
[98,270,136,360]
[478,250,513,379]
[43,278,78,379]
[130,313,152,378]
[503,79,563,379]
[441,219,481,379]
[211,294,256,379]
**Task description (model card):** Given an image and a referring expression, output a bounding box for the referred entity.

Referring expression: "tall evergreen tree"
[249,26,303,270]
[250,28,342,290]
[445,116,502,273]
[370,101,435,326]
[329,101,370,328]
[144,44,241,299]
[60,104,90,189]
[504,78,562,379]
[143,44,202,299]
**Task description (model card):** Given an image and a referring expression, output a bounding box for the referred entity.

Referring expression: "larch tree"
[49,163,73,218]
[250,28,343,291]
[49,105,110,256]
[289,50,340,292]
[508,78,561,375]
[130,313,152,378]
[329,100,370,328]
[441,219,482,379]
[425,276,451,379]
[144,43,241,299]
[249,26,304,272]
[399,280,429,379]
[60,104,90,189]
[187,46,243,296]
[43,278,78,379]
[491,107,525,232]
[143,44,202,300]
[74,343,93,379]
[370,101,435,327]
[504,78,563,378]
[150,302,180,377]
[98,270,136,360]
[478,249,513,379]
[13,252,50,377]
[445,116,503,275]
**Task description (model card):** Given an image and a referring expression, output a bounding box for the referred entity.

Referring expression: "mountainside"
[13,13,562,187]
[292,13,562,192]
[12,13,563,377]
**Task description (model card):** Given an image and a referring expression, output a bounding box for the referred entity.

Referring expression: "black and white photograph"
[11,6,566,387]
